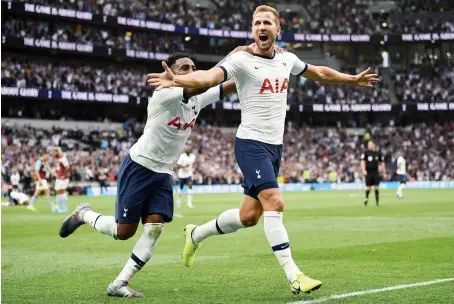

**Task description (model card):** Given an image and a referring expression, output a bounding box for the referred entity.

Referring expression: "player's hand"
[383,173,388,180]
[147,61,175,91]
[352,67,379,88]
[231,45,254,55]
[362,169,367,176]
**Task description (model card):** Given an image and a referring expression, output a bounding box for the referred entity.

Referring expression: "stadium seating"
[2,123,453,193]
[14,0,454,34]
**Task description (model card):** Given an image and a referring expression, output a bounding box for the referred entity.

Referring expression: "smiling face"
[171,58,197,75]
[252,7,280,53]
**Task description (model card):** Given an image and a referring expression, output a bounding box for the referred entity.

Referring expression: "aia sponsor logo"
[167,116,196,131]
[259,78,289,94]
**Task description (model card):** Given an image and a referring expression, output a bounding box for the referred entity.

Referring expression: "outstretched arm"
[303,65,379,88]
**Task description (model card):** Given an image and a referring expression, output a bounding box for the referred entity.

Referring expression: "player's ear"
[276,25,281,36]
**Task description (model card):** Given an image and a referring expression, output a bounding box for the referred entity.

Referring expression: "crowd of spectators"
[7,56,454,104]
[1,57,395,104]
[2,121,453,196]
[2,17,186,53]
[392,59,454,102]
[1,57,155,98]
[13,0,454,34]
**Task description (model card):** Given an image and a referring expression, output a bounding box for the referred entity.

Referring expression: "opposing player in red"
[27,154,56,212]
[53,147,71,213]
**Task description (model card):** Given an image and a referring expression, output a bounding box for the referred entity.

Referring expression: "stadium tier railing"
[2,86,454,112]
[3,86,454,112]
[3,1,454,43]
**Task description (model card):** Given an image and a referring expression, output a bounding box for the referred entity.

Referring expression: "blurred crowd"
[1,57,154,98]
[2,122,453,195]
[393,60,454,102]
[6,56,453,104]
[2,17,186,53]
[14,0,454,34]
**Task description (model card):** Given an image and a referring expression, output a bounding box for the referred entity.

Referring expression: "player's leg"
[55,179,69,213]
[107,214,162,298]
[396,175,405,198]
[108,174,173,298]
[184,194,260,267]
[374,184,380,206]
[43,186,56,211]
[27,188,42,211]
[364,175,372,206]
[176,178,184,208]
[59,154,146,240]
[187,178,194,208]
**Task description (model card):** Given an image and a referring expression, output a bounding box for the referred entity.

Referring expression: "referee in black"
[360,141,387,206]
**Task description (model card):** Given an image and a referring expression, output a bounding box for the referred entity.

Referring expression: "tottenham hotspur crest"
[256,169,261,179]
[123,208,128,217]
[192,105,198,115]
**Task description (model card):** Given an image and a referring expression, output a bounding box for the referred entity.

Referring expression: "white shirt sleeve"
[35,160,42,172]
[287,52,309,76]
[61,157,70,168]
[150,87,185,105]
[219,51,248,80]
[189,154,196,165]
[194,85,223,109]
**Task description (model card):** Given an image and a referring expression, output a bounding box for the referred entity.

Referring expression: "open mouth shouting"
[258,32,269,43]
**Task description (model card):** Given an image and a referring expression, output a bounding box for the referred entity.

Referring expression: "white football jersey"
[10,172,20,186]
[220,51,307,145]
[10,190,29,204]
[177,153,196,178]
[397,156,406,175]
[130,86,222,174]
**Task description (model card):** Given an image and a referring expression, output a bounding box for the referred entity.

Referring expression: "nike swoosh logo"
[254,66,262,69]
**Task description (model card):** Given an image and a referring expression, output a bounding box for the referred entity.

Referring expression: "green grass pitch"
[2,189,454,304]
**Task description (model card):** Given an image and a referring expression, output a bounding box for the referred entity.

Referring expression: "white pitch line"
[290,278,454,304]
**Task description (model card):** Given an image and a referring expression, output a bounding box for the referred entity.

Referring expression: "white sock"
[56,194,64,210]
[263,211,301,283]
[30,195,37,207]
[61,193,68,210]
[81,209,118,239]
[176,189,181,208]
[46,196,54,209]
[192,208,245,243]
[116,223,163,282]
[56,195,61,209]
[187,189,193,207]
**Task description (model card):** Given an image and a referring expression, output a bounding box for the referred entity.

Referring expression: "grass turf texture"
[2,189,454,304]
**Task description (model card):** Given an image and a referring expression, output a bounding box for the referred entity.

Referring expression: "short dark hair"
[166,53,192,67]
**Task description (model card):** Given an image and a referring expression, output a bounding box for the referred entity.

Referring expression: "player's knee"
[259,191,284,212]
[116,225,137,240]
[240,209,261,227]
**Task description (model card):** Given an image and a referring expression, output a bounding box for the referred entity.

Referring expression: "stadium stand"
[2,122,453,196]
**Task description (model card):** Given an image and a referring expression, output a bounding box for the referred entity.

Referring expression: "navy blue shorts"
[234,137,282,200]
[397,174,407,184]
[115,154,174,224]
[179,177,193,189]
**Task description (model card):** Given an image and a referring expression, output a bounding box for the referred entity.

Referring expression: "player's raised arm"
[302,65,379,88]
[148,62,226,91]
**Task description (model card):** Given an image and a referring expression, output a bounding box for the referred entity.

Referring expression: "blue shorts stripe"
[272,242,290,252]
